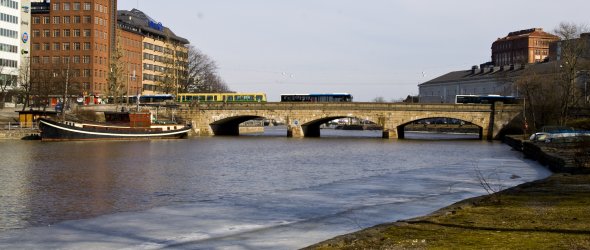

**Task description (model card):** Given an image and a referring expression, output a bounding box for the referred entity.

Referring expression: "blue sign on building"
[148,20,164,31]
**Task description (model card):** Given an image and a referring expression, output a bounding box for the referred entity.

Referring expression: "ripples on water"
[0,127,546,236]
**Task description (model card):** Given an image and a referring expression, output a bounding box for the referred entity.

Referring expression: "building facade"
[549,32,590,61]
[30,0,116,102]
[418,65,520,103]
[0,0,22,101]
[117,9,189,95]
[116,26,142,96]
[491,28,559,66]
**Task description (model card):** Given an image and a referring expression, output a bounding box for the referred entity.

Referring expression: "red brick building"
[491,28,559,66]
[31,0,116,101]
[116,26,142,96]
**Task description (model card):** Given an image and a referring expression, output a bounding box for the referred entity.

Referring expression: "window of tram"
[256,95,262,101]
[207,95,213,101]
[227,96,234,101]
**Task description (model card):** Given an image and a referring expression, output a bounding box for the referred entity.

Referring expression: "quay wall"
[505,135,590,174]
[0,129,40,140]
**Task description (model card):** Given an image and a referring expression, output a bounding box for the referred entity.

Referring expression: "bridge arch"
[210,115,264,136]
[396,116,484,139]
[299,115,382,137]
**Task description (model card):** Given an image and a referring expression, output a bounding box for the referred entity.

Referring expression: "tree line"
[516,22,590,131]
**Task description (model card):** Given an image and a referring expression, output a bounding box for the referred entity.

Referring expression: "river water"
[0,128,551,249]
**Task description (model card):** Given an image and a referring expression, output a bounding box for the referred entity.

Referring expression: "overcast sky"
[118,0,590,101]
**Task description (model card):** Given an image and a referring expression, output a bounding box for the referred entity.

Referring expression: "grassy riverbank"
[305,173,590,249]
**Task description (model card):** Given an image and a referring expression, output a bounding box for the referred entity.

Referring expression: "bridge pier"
[287,125,304,138]
[382,129,398,139]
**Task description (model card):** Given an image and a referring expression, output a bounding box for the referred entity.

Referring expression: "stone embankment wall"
[504,135,590,174]
[0,129,40,140]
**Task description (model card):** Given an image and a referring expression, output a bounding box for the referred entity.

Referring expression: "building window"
[53,43,60,51]
[73,2,80,11]
[63,16,70,24]
[83,56,90,64]
[73,29,80,37]
[33,16,40,24]
[63,3,70,11]
[63,43,70,51]
[53,29,60,37]
[73,56,80,63]
[52,16,60,24]
[63,56,70,64]
[0,42,17,53]
[63,29,70,37]
[43,16,50,24]
[32,29,40,37]
[83,42,91,50]
[53,3,59,11]
[83,29,91,37]
[42,43,50,50]
[83,2,91,11]
[43,29,50,37]
[83,15,91,23]
[73,42,81,50]
[73,16,81,23]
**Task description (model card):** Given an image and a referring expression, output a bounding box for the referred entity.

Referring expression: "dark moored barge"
[38,111,191,141]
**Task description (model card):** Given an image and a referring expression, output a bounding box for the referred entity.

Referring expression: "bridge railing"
[177,102,522,112]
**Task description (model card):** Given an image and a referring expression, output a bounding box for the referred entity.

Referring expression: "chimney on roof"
[471,65,478,75]
[489,67,495,73]
[500,66,505,71]
[509,64,515,70]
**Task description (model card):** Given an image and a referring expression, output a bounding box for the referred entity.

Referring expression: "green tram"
[176,93,267,103]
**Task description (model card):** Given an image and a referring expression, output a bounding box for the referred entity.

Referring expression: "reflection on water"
[0,128,541,232]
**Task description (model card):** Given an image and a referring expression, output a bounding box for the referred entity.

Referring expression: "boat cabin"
[103,111,152,128]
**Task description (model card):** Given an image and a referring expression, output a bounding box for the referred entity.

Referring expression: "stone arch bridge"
[176,102,522,140]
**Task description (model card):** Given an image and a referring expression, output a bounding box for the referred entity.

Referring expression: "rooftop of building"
[494,28,560,43]
[418,61,560,87]
[117,9,189,45]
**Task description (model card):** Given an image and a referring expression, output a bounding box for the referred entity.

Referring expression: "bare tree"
[553,22,590,125]
[54,62,79,116]
[515,66,562,131]
[30,70,58,111]
[183,45,230,93]
[0,65,16,109]
[17,58,32,111]
[106,35,127,111]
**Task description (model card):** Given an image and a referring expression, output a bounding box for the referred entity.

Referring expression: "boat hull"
[38,118,191,141]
